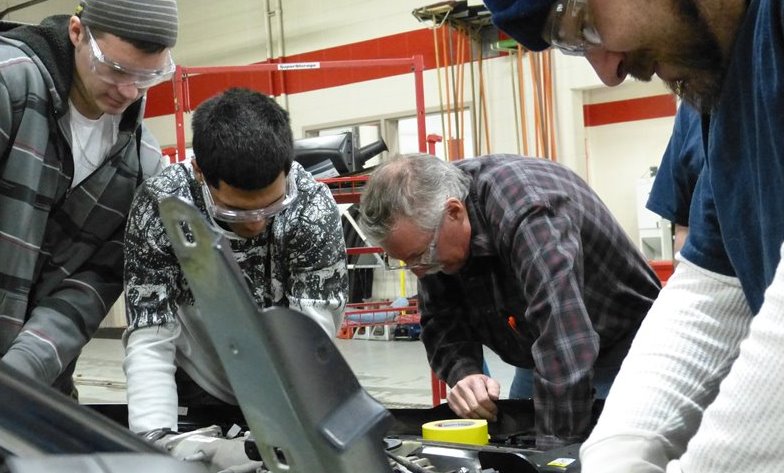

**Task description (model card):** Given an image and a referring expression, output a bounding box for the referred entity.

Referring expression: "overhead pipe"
[262,0,288,109]
[262,0,274,61]
[274,0,289,110]
[544,50,558,160]
[468,31,479,157]
[431,21,448,159]
[440,26,453,160]
[262,0,275,96]
[0,0,50,20]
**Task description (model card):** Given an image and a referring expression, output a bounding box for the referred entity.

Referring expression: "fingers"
[446,374,499,421]
[486,377,501,400]
[217,461,265,473]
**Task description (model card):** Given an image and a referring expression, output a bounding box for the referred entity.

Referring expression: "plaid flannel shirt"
[419,155,660,448]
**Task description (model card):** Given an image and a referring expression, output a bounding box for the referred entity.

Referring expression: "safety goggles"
[541,0,602,56]
[201,173,298,224]
[384,213,444,273]
[84,25,176,88]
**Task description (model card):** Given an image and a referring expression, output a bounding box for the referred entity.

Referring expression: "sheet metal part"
[159,196,393,473]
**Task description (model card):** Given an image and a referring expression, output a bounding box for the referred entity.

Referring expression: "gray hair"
[358,153,471,245]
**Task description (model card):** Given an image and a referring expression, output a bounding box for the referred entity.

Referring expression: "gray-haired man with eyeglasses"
[0,0,177,398]
[359,153,660,449]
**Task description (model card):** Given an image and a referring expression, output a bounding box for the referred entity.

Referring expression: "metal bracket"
[159,196,393,473]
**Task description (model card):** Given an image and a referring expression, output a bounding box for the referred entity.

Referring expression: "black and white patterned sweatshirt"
[122,160,348,432]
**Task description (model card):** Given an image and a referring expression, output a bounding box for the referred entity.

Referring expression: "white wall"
[582,80,675,244]
[8,2,676,171]
[3,0,73,20]
[8,0,679,295]
[482,53,677,242]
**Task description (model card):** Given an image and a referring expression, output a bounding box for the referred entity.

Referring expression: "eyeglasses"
[84,25,175,88]
[541,0,602,56]
[384,213,444,273]
[201,173,298,224]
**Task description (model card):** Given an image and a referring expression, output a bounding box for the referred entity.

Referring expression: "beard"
[623,0,727,113]
[667,72,724,114]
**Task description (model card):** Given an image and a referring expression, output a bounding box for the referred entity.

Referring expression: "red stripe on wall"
[583,94,677,127]
[145,28,445,118]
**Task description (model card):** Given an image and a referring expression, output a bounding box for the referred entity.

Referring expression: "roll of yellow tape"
[421,419,489,446]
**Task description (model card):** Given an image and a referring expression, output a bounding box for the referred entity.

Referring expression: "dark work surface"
[88,398,604,448]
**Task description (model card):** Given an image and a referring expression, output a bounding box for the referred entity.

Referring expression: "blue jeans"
[508,365,619,400]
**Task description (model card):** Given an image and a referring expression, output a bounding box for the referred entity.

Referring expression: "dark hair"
[88,27,167,53]
[191,88,294,190]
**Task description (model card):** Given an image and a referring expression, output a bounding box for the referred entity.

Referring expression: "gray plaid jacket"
[419,155,661,448]
[0,16,164,384]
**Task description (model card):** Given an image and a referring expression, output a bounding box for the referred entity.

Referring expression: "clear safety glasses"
[84,25,176,88]
[201,173,298,224]
[541,0,602,56]
[384,213,444,273]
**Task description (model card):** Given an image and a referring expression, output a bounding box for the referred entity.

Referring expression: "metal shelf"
[319,175,369,204]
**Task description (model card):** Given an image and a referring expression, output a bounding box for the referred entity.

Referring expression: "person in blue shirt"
[646,104,705,261]
[483,0,784,471]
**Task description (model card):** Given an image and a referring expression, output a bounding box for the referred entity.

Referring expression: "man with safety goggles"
[122,88,349,435]
[199,171,299,238]
[0,0,177,398]
[484,0,784,471]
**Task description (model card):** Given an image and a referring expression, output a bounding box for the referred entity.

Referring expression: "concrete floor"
[75,335,517,409]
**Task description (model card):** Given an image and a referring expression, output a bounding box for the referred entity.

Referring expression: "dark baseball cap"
[483,0,555,51]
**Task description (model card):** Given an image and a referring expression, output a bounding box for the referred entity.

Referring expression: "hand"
[446,374,501,421]
[210,437,264,473]
[157,426,264,473]
[154,425,222,459]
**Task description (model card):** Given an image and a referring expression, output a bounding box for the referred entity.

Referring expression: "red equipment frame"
[343,300,420,330]
[167,56,448,406]
[171,56,428,162]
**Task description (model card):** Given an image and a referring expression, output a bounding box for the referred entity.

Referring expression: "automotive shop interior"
[0,0,780,472]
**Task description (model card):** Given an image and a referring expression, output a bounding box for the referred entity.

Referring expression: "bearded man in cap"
[0,0,178,398]
[483,0,784,472]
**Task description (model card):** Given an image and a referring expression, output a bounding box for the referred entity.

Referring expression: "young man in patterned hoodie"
[0,0,177,397]
[123,87,349,434]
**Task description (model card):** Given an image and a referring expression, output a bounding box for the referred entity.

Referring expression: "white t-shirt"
[69,100,120,188]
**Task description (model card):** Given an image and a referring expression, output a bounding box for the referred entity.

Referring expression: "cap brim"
[492,7,552,52]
